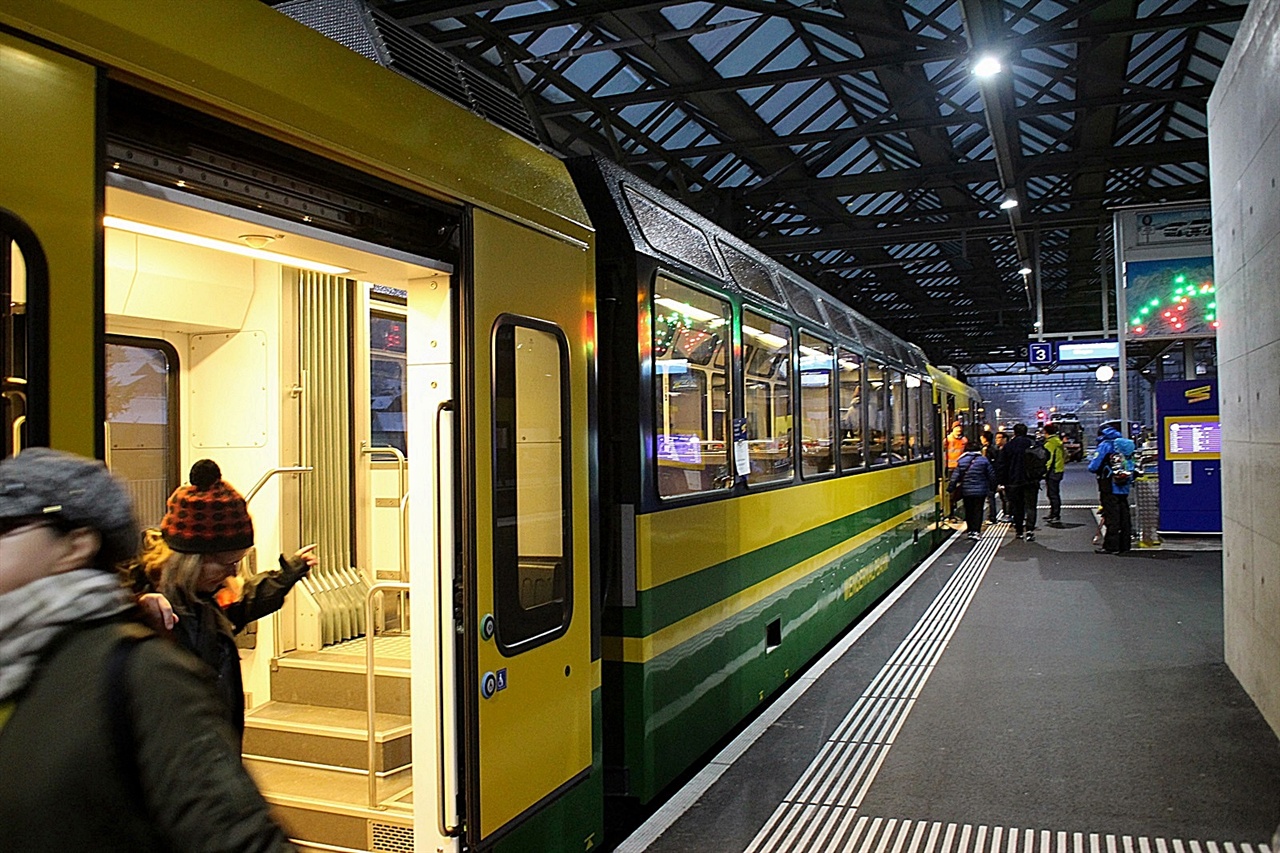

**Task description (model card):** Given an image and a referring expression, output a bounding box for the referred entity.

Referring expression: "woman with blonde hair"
[138,459,316,739]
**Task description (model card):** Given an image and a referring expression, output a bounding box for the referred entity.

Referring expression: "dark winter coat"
[996,434,1038,487]
[949,450,997,497]
[0,618,294,852]
[169,554,310,737]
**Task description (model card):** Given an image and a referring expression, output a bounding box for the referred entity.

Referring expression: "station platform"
[615,466,1280,853]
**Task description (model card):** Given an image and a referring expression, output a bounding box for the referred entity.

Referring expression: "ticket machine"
[1156,379,1221,533]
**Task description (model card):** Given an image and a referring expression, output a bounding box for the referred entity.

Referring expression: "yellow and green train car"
[571,157,952,804]
[0,3,978,851]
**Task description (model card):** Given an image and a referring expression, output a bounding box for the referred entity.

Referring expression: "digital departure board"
[1164,416,1221,459]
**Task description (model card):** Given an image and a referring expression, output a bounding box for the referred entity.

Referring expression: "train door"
[462,209,593,848]
[0,33,99,456]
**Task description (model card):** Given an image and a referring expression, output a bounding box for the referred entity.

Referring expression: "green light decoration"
[1129,273,1219,336]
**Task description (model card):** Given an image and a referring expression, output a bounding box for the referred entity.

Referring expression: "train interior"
[100,178,455,849]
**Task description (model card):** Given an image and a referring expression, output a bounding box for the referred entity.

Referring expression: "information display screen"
[1164,416,1221,459]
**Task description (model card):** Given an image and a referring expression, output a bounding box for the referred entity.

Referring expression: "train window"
[1,211,46,456]
[799,333,834,478]
[866,360,888,465]
[889,370,908,462]
[742,309,793,486]
[653,277,733,498]
[370,309,408,456]
[837,348,864,472]
[912,377,933,459]
[105,337,179,527]
[492,319,573,652]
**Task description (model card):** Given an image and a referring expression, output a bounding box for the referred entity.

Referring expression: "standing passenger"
[135,459,316,739]
[944,422,967,522]
[979,432,999,523]
[0,449,295,852]
[1088,426,1135,554]
[1042,422,1066,524]
[949,447,997,541]
[996,423,1040,541]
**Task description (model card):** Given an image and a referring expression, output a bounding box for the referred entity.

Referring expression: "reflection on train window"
[889,369,908,462]
[653,276,733,498]
[799,332,834,478]
[919,381,935,457]
[837,348,863,472]
[742,309,793,486]
[493,320,572,652]
[370,309,408,456]
[105,338,178,527]
[866,360,888,465]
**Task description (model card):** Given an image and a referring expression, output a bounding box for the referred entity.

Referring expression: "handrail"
[434,400,460,837]
[360,444,409,585]
[365,580,411,810]
[11,414,24,455]
[244,465,313,505]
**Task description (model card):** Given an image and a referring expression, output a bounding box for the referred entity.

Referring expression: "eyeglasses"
[0,517,56,538]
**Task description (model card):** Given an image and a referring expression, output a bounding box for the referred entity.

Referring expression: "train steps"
[245,637,415,852]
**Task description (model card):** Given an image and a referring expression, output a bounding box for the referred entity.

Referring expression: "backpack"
[1106,450,1134,487]
[1024,441,1049,480]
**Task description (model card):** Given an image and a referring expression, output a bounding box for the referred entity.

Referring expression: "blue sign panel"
[1058,340,1120,362]
[1156,379,1220,533]
[1027,342,1054,366]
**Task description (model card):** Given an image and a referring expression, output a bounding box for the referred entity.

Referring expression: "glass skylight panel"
[761,37,812,75]
[806,26,864,61]
[491,1,553,21]
[819,138,877,178]
[660,3,711,30]
[597,62,649,98]
[753,80,813,124]
[563,53,620,91]
[715,16,792,77]
[774,83,839,136]
[524,23,578,57]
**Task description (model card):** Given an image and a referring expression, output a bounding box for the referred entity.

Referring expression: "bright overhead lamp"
[973,55,1002,77]
[999,195,1019,211]
[104,216,351,275]
[1018,265,1033,276]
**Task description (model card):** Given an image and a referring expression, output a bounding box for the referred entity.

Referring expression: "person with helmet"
[0,448,294,851]
[134,459,316,738]
[1088,425,1136,554]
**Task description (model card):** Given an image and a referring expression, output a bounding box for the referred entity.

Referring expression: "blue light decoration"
[1125,257,1217,338]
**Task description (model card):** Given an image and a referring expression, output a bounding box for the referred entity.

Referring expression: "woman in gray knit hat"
[0,448,295,852]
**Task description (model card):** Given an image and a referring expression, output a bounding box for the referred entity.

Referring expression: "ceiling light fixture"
[973,55,1002,77]
[999,195,1019,211]
[104,217,350,275]
[1018,265,1033,276]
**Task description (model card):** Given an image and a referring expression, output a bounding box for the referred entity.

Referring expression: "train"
[0,3,980,852]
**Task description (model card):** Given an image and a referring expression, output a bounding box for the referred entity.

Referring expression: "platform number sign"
[1027,342,1054,366]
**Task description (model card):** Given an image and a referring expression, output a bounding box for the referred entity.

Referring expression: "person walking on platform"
[0,449,295,852]
[1042,422,1066,524]
[949,447,997,541]
[996,423,1041,540]
[1088,425,1136,554]
[944,421,967,522]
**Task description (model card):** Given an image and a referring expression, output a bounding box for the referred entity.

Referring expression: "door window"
[105,337,179,527]
[492,319,572,652]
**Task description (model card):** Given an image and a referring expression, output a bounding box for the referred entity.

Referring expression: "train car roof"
[570,155,930,374]
[0,0,592,243]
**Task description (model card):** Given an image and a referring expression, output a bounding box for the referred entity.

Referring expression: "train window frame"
[888,368,908,463]
[798,330,835,480]
[491,316,574,655]
[369,303,409,458]
[740,306,795,488]
[1,208,50,454]
[913,376,934,460]
[104,335,181,527]
[836,346,865,474]
[651,274,735,501]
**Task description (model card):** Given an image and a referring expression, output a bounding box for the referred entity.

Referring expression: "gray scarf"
[0,569,133,702]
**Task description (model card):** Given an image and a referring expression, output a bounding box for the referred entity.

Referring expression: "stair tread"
[245,758,412,811]
[245,701,410,738]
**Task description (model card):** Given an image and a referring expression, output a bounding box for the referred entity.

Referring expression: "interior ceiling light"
[973,55,1002,77]
[238,234,278,250]
[104,216,350,275]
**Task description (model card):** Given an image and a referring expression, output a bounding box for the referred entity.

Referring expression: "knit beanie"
[160,460,254,553]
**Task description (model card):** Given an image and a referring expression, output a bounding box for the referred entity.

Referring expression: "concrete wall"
[1208,0,1280,737]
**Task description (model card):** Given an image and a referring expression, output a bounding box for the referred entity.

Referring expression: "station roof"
[276,0,1247,368]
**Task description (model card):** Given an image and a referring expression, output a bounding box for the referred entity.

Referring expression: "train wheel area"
[610,464,1279,853]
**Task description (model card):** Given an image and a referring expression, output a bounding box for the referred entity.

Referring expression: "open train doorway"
[102,179,461,849]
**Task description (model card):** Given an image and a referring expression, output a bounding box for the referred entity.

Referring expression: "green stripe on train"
[606,485,936,638]
[603,526,936,803]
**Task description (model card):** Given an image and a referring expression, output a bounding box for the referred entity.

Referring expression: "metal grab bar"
[365,580,411,810]
[244,465,313,505]
[435,401,459,837]
[11,414,24,455]
[360,444,409,585]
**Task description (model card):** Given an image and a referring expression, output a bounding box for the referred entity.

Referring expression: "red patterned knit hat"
[161,459,254,554]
